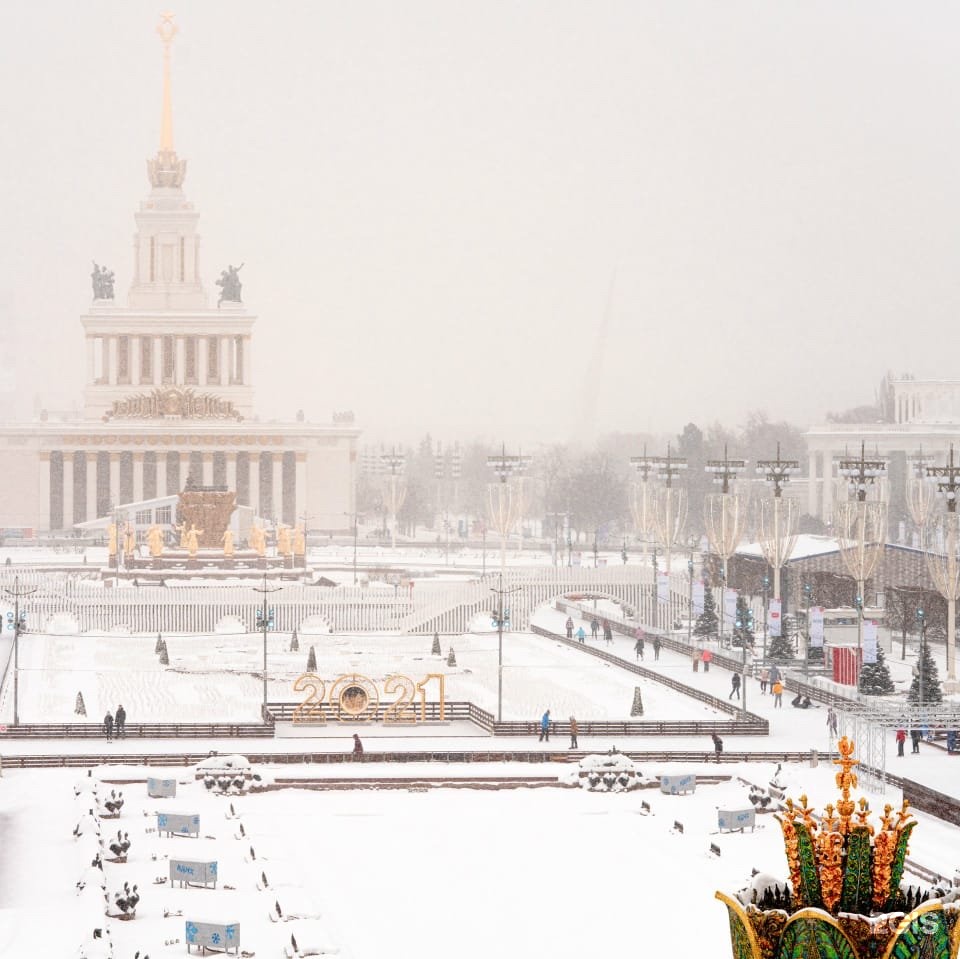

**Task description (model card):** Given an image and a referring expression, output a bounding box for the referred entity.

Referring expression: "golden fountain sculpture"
[716,737,960,958]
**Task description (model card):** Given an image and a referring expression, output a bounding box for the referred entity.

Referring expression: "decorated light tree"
[694,582,719,638]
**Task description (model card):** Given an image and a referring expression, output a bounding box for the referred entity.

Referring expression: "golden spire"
[157,12,178,152]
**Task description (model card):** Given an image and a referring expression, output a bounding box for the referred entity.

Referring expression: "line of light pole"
[756,443,800,604]
[253,573,282,720]
[491,573,522,722]
[687,551,695,646]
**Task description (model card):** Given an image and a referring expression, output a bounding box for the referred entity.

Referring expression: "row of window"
[96,334,243,386]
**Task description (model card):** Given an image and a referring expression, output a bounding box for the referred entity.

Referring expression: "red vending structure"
[832,646,861,686]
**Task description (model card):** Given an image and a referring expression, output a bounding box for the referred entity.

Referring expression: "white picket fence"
[0,566,699,635]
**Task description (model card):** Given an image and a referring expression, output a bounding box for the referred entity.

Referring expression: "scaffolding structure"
[837,702,960,794]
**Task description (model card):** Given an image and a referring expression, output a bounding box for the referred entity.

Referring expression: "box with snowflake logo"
[185,919,239,955]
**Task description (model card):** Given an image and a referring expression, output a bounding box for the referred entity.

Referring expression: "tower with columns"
[0,14,358,536]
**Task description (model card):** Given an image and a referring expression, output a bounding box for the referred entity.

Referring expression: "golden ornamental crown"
[775,736,915,916]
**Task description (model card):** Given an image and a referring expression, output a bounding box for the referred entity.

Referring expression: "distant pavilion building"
[0,15,358,535]
[805,378,960,523]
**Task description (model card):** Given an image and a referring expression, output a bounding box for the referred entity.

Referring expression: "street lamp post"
[4,575,37,727]
[380,448,407,552]
[629,445,658,557]
[924,444,960,683]
[253,573,282,720]
[491,573,522,722]
[836,441,887,686]
[704,446,747,646]
[486,444,530,578]
[917,606,926,707]
[756,443,800,604]
[343,512,362,585]
[687,552,695,646]
[761,574,770,662]
[649,445,688,632]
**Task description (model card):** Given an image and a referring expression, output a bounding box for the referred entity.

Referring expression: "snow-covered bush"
[566,752,648,792]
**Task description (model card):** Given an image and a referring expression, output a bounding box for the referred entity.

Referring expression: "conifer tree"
[447,647,457,667]
[290,629,299,652]
[432,633,442,656]
[859,645,895,695]
[733,595,755,648]
[908,640,943,705]
[306,645,317,673]
[159,642,169,666]
[767,631,794,661]
[693,583,718,638]
[75,692,87,716]
[630,687,644,716]
[155,633,163,654]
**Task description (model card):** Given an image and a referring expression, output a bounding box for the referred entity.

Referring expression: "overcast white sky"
[2,2,959,445]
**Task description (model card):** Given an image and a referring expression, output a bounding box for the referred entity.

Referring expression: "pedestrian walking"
[569,716,578,750]
[539,709,551,742]
[759,667,770,694]
[590,618,600,640]
[565,617,574,639]
[352,733,363,756]
[826,707,838,737]
[575,626,586,643]
[103,710,114,742]
[701,648,712,673]
[711,732,723,763]
[602,621,613,645]
[634,629,645,661]
[729,672,741,699]
[896,728,906,757]
[910,728,921,754]
[769,664,781,685]
[115,704,126,739]
[772,680,783,707]
[653,636,661,660]
[692,648,702,672]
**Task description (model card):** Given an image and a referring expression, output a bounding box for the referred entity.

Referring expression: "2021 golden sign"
[291,672,446,724]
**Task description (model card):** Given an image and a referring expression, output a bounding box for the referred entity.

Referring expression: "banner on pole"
[657,571,670,604]
[863,620,878,664]
[769,598,782,637]
[692,581,705,616]
[723,589,738,627]
[809,607,824,647]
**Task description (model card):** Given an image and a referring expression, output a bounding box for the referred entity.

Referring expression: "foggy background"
[2,1,959,445]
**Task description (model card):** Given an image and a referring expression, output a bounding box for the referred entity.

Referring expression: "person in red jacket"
[895,728,906,757]
[701,649,713,673]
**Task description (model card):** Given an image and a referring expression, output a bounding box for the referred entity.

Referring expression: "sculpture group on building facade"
[91,262,115,300]
[216,263,244,305]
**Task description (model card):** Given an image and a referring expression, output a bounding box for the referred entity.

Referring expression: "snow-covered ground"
[1,586,959,959]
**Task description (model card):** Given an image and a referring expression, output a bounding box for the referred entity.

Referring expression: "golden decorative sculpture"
[248,524,266,557]
[293,525,306,557]
[146,525,164,558]
[107,523,118,557]
[184,524,204,556]
[221,529,235,557]
[176,521,188,549]
[277,524,292,556]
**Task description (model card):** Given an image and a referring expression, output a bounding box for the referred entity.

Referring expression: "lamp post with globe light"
[380,448,406,552]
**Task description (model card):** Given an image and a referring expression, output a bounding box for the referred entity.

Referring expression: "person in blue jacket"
[539,709,551,742]
[575,626,586,643]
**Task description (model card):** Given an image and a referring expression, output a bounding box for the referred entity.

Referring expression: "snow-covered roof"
[737,534,841,563]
